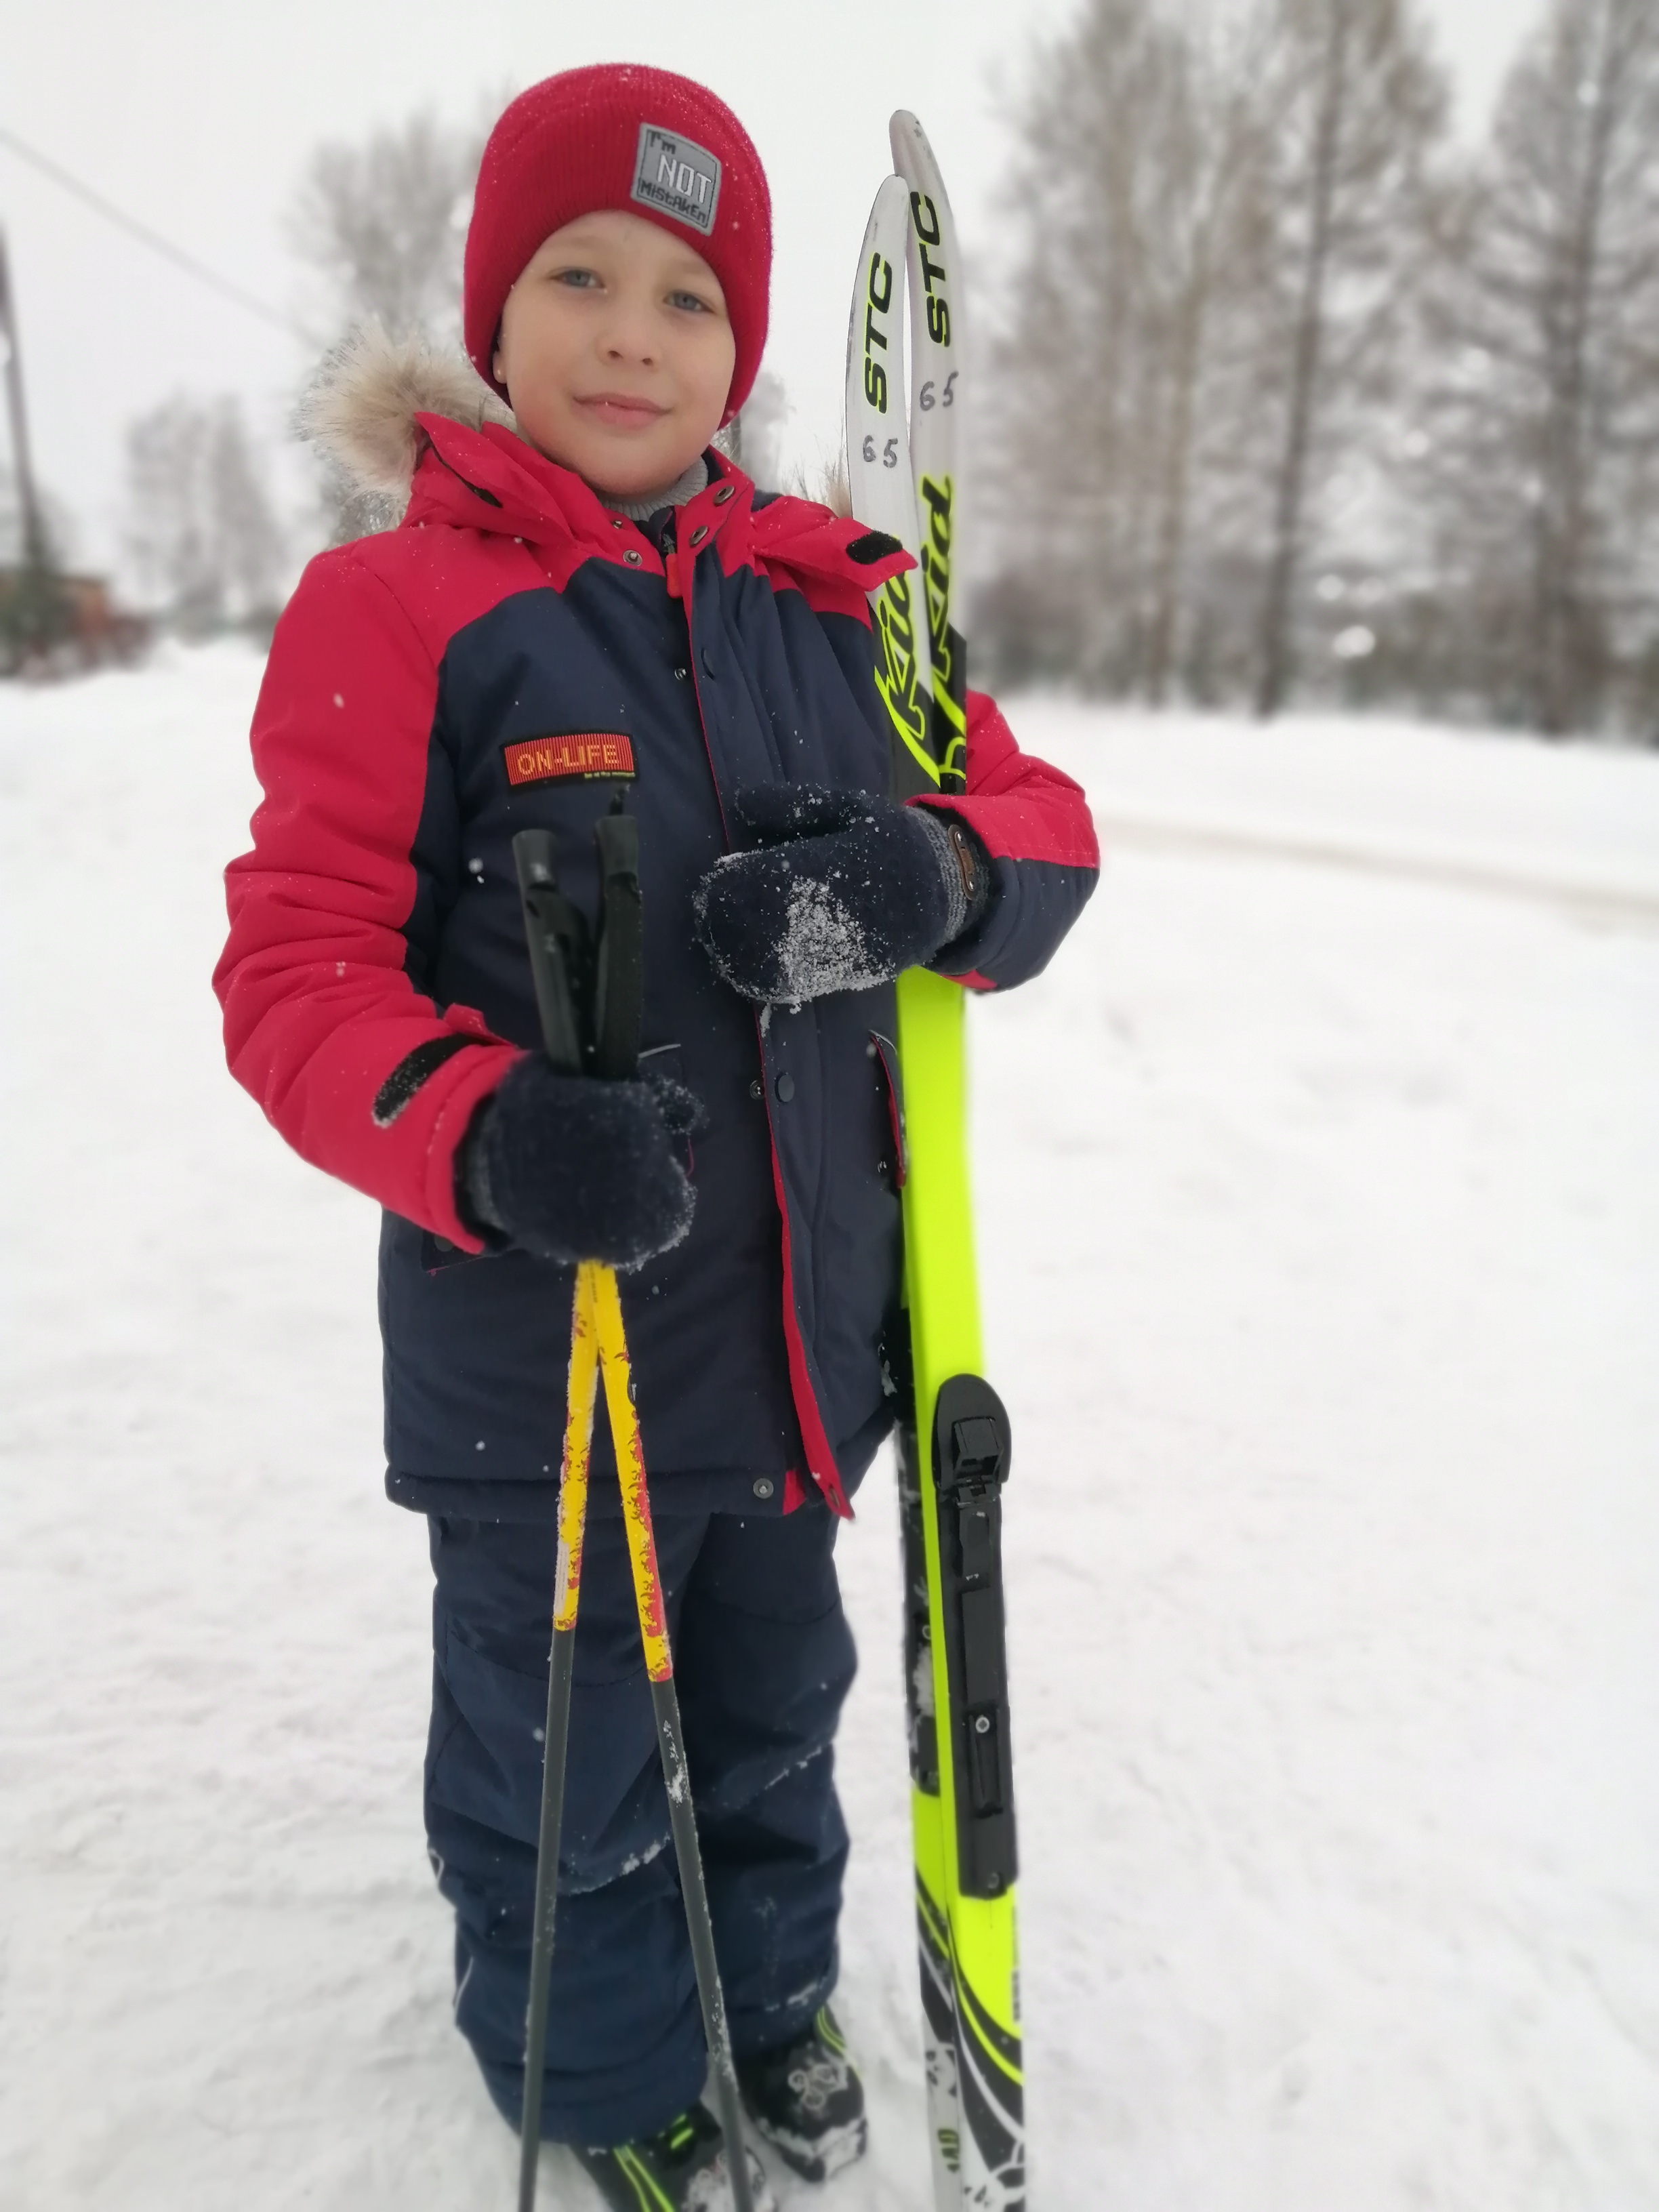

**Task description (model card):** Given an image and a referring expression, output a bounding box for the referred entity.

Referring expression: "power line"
[0,120,306,341]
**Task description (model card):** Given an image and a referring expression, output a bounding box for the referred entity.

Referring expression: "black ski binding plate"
[932,1373,1018,1897]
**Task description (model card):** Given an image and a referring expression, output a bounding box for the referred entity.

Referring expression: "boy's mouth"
[575,391,672,428]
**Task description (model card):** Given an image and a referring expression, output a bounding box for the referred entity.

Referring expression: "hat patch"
[632,123,722,237]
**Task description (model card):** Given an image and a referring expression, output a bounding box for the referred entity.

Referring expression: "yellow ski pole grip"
[553,1261,601,1633]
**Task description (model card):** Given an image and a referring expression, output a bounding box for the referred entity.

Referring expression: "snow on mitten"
[457,1057,701,1265]
[692,785,988,1004]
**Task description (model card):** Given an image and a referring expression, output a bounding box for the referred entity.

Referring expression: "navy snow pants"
[424,1503,858,2146]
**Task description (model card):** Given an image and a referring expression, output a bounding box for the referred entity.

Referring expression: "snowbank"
[2,651,1654,2209]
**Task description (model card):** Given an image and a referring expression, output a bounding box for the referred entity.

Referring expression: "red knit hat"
[464,65,771,424]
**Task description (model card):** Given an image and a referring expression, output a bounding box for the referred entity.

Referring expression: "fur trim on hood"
[300,323,518,509]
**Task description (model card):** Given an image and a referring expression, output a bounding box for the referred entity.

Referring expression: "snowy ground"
[3,649,1656,2211]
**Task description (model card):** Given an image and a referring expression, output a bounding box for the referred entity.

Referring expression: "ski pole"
[588,1258,754,2212]
[511,821,753,2212]
[516,1259,600,2212]
[514,827,602,2212]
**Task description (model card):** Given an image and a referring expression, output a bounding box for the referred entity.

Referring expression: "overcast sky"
[0,0,1546,577]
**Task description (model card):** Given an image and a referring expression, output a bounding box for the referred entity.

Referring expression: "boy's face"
[493,211,737,498]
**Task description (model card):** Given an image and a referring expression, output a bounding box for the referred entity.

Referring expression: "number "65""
[861,435,901,468]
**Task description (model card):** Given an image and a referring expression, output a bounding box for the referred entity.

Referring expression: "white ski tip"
[889,108,926,154]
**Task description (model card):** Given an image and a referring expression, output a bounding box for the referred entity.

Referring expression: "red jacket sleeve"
[912,688,1099,989]
[213,548,515,1249]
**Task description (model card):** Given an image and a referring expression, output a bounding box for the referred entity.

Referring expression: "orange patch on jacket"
[504,732,636,786]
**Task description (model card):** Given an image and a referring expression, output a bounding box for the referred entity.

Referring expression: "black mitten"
[457,1056,701,1266]
[692,785,989,1004]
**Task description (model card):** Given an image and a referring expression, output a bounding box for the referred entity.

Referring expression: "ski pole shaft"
[512,819,612,2209]
[590,1263,755,2212]
[649,1681,745,2170]
[517,1259,600,2212]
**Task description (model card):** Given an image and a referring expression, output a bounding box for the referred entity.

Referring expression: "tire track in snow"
[1096,811,1659,930]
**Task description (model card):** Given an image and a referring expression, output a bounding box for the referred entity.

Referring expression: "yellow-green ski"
[845,121,1027,2211]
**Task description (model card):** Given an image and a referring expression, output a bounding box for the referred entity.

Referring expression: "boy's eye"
[667,289,712,314]
[552,267,601,290]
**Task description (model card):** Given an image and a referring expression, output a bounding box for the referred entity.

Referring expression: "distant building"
[0,565,150,676]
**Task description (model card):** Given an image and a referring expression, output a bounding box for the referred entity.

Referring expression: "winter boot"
[573,2102,776,2211]
[736,2005,868,2184]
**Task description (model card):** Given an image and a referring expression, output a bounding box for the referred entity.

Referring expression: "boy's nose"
[600,309,659,368]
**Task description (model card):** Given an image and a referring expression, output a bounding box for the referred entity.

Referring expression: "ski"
[845,121,1027,2212]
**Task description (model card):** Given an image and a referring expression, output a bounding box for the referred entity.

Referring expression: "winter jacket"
[214,347,1099,1523]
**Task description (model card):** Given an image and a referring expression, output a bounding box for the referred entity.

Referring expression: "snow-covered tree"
[1248,0,1450,715]
[979,0,1450,712]
[981,0,1276,695]
[123,396,285,632]
[288,108,492,541]
[289,111,486,347]
[1418,0,1659,735]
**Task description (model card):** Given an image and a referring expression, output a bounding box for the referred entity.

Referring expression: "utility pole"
[0,224,68,668]
[0,226,47,565]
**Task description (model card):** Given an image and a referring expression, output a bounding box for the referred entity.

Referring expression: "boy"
[216,63,1097,2212]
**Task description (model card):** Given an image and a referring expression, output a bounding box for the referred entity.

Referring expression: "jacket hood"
[300,323,520,512]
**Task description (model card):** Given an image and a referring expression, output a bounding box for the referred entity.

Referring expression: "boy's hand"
[457,1059,702,1265]
[692,785,989,1004]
